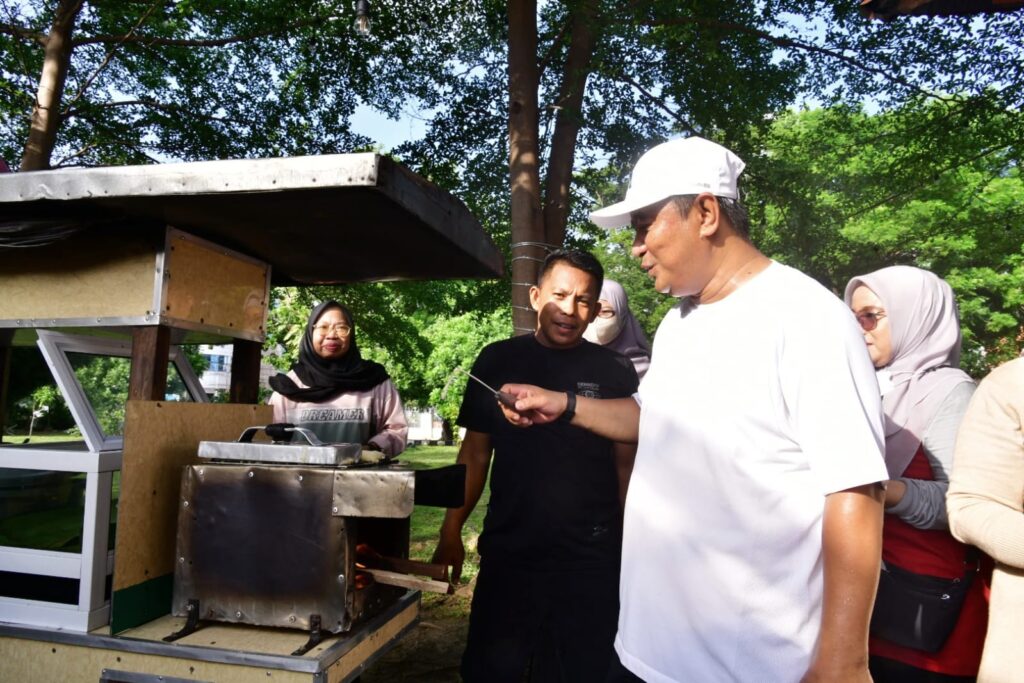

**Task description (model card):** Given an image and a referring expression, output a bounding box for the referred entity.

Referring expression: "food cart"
[0,154,503,682]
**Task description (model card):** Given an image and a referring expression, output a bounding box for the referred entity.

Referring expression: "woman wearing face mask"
[582,279,652,380]
[268,300,408,457]
[845,266,987,683]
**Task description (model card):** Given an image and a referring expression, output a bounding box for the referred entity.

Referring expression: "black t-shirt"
[458,334,639,569]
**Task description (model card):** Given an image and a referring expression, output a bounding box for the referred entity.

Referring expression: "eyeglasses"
[313,322,352,336]
[855,311,887,332]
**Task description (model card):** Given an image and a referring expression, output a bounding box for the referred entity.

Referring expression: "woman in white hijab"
[583,279,651,380]
[845,266,987,683]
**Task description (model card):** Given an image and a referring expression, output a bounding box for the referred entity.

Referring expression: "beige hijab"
[845,266,972,478]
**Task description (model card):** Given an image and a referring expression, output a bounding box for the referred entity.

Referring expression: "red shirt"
[870,446,991,675]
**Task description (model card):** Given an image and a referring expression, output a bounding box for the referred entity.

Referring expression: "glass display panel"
[0,467,119,553]
[1,346,79,444]
[66,353,195,439]
[0,467,85,552]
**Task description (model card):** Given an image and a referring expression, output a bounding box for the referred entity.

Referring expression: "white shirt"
[616,262,887,683]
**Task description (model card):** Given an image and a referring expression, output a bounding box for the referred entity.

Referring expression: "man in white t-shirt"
[500,137,888,683]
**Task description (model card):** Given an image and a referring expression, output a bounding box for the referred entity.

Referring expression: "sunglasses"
[855,311,887,332]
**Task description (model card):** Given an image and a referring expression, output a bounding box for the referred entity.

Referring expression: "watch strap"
[558,390,576,423]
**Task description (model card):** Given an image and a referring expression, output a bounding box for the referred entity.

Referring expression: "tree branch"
[542,0,598,247]
[0,21,46,46]
[537,19,570,82]
[64,1,161,113]
[66,98,242,126]
[640,16,955,103]
[73,16,328,48]
[605,70,698,136]
[842,144,1010,221]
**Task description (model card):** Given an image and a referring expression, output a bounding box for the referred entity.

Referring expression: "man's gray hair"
[672,194,750,238]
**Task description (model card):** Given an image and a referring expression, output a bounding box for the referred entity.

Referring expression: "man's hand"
[498,383,569,426]
[431,528,466,585]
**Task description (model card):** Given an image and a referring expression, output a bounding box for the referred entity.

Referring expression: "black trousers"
[604,651,645,682]
[870,655,976,683]
[461,560,620,683]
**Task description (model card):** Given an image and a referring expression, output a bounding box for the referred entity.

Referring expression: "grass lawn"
[397,444,488,585]
[2,432,83,445]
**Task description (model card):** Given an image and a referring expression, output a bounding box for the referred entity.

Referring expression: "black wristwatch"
[558,391,576,423]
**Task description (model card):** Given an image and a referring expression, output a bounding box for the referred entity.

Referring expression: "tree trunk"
[543,0,599,248]
[441,417,454,446]
[20,0,83,171]
[508,0,545,336]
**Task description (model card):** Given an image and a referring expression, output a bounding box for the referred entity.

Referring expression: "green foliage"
[591,227,675,340]
[422,309,512,426]
[402,444,489,584]
[752,104,1024,376]
[0,0,480,166]
[68,354,131,434]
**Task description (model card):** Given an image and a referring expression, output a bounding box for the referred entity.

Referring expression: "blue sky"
[350,104,428,151]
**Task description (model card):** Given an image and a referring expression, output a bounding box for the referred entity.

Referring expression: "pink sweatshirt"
[268,371,408,456]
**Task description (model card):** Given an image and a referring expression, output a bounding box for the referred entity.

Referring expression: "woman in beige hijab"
[846,265,986,682]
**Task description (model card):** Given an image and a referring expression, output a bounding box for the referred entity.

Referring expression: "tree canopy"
[751,103,1024,374]
[2,0,1023,410]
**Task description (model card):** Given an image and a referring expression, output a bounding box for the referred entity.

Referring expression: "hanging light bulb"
[353,0,372,37]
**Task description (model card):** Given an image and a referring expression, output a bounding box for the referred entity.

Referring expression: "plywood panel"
[325,599,418,683]
[164,231,269,338]
[0,636,311,683]
[114,402,272,591]
[119,613,324,655]
[0,229,158,322]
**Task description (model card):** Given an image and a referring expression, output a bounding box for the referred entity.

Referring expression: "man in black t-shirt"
[433,250,639,683]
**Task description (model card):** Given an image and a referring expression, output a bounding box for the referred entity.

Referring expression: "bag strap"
[962,545,981,580]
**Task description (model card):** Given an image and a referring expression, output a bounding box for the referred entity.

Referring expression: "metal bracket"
[163,598,203,642]
[291,614,326,656]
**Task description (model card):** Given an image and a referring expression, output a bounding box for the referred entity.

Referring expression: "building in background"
[197,344,278,399]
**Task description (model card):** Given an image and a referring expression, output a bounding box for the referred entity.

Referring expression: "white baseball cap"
[589,136,746,228]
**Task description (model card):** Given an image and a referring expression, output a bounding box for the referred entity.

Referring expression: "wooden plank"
[0,635,312,683]
[0,330,11,443]
[129,326,171,401]
[229,339,262,404]
[163,231,269,338]
[119,613,320,654]
[359,554,450,581]
[0,228,159,323]
[325,598,419,683]
[112,401,272,632]
[363,569,452,595]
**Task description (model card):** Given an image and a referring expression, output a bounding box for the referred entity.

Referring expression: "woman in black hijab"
[269,300,408,456]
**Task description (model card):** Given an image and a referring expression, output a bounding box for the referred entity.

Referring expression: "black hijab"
[269,300,390,402]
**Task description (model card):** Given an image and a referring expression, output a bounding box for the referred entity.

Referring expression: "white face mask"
[584,313,625,345]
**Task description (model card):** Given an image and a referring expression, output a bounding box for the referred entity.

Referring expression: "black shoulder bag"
[869,547,980,653]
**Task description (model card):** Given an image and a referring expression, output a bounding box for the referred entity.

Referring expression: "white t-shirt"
[616,262,887,683]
